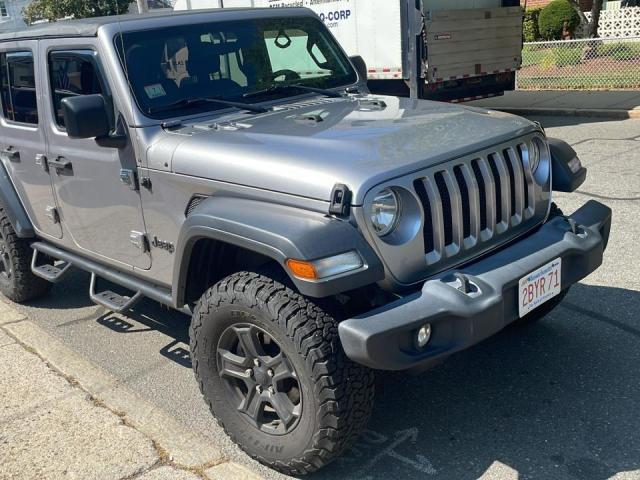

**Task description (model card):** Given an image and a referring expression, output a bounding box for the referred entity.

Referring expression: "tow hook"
[454,273,473,294]
[567,218,586,236]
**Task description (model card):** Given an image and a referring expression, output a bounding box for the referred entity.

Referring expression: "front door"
[40,41,151,269]
[0,43,62,239]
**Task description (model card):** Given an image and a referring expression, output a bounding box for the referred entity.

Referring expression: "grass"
[518,68,640,90]
[520,41,640,89]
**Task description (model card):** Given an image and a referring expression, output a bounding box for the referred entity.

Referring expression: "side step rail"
[30,242,191,315]
[31,249,72,283]
[89,273,143,313]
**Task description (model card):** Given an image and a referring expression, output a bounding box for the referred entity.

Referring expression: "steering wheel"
[271,69,301,82]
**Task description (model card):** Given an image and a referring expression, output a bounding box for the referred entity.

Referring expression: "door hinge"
[129,231,150,253]
[120,168,139,191]
[35,154,48,172]
[45,206,60,224]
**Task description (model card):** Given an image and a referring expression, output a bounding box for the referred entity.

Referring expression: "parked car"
[0,8,611,475]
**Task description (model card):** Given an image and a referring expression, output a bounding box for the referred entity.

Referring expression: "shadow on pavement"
[317,283,640,480]
[96,299,192,369]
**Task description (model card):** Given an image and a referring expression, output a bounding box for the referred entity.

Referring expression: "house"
[0,0,30,32]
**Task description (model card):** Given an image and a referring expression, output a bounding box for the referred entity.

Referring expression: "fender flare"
[0,161,34,238]
[172,197,384,306]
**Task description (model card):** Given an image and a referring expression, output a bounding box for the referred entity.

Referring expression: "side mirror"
[61,94,111,139]
[61,94,127,149]
[349,55,368,83]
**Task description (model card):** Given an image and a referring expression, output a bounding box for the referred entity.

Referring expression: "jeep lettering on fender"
[0,8,610,476]
[151,236,175,254]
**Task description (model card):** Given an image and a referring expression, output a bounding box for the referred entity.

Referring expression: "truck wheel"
[190,271,374,475]
[512,289,570,327]
[0,208,51,303]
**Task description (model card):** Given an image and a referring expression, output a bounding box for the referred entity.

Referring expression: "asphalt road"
[11,115,640,480]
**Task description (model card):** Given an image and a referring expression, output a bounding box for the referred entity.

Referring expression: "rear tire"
[190,271,374,475]
[0,207,51,303]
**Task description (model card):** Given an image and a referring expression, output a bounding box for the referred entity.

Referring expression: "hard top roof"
[0,8,311,42]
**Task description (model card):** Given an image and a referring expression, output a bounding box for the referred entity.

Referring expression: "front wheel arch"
[179,236,287,306]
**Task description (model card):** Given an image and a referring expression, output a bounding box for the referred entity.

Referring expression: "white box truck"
[173,0,523,102]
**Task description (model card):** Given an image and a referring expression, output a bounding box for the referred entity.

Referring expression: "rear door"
[39,40,151,269]
[423,5,523,83]
[0,42,62,239]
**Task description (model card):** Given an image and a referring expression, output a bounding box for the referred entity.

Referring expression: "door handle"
[48,157,72,172]
[2,147,20,162]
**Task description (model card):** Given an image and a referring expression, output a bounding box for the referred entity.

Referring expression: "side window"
[49,51,104,128]
[0,51,39,125]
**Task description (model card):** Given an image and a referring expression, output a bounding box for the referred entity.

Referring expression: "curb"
[490,107,640,120]
[0,300,263,480]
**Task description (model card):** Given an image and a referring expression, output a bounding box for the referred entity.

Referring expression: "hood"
[165,95,538,204]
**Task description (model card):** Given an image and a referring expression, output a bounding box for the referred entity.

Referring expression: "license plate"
[518,258,562,318]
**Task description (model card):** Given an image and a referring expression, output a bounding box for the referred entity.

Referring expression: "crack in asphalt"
[575,190,640,202]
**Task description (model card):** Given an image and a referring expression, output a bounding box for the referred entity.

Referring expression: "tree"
[538,0,582,40]
[136,0,149,12]
[587,0,605,38]
[23,0,132,25]
[567,0,604,38]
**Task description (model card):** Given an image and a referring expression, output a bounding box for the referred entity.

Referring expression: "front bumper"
[338,200,612,371]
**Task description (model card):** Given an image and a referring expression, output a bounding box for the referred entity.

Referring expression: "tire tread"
[0,206,51,303]
[190,271,374,476]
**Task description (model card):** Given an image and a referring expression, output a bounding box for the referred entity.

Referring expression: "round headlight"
[529,138,543,174]
[370,188,401,237]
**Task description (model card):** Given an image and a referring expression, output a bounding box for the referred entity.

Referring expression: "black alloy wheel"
[216,323,302,435]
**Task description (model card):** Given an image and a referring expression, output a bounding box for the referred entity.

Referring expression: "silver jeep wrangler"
[0,8,611,475]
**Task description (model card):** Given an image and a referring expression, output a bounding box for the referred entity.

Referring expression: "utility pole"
[136,0,149,13]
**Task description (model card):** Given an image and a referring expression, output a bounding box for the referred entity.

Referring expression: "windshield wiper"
[242,84,343,99]
[148,96,269,114]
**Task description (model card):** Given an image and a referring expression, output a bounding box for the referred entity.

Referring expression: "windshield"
[115,16,357,119]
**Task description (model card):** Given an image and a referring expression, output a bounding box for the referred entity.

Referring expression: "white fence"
[585,7,640,38]
[518,36,640,90]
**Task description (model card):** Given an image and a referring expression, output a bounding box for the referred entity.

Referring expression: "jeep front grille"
[360,134,551,285]
[413,145,536,266]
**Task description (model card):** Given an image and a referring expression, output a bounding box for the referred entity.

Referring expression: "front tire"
[0,206,51,303]
[190,271,374,475]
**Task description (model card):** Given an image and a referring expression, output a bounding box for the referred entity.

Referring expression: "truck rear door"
[423,6,522,83]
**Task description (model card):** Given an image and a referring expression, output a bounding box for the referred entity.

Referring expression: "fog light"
[416,324,432,349]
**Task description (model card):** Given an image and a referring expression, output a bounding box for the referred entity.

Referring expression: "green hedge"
[538,0,581,40]
[524,8,543,43]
